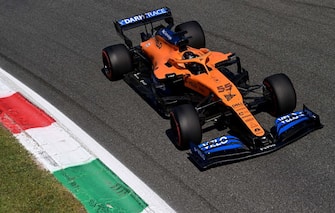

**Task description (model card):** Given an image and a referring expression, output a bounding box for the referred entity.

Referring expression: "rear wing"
[114,7,173,47]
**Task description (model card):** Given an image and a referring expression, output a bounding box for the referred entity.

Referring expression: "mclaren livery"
[101,7,322,169]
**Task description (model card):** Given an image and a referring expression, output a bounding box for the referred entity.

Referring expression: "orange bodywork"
[140,35,265,137]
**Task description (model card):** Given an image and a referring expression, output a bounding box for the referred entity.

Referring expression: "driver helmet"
[182,51,204,74]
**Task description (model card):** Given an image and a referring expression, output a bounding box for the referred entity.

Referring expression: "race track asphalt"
[1,0,334,212]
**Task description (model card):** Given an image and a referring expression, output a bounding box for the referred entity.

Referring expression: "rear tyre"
[102,44,133,81]
[175,21,206,49]
[170,104,202,150]
[263,73,296,116]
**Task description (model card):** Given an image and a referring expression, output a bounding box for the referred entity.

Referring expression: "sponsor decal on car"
[118,8,169,26]
[201,136,229,150]
[277,111,305,124]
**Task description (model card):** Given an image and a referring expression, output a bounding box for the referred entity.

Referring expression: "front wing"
[189,105,323,170]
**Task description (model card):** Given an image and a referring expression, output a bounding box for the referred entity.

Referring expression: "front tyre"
[102,44,133,81]
[263,73,297,117]
[175,21,206,49]
[170,104,202,150]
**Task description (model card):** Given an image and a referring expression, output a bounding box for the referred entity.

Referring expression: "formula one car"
[101,7,322,169]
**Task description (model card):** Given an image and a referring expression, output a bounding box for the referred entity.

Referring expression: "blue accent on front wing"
[198,135,244,153]
[190,135,247,164]
[275,110,310,136]
[205,143,244,155]
[190,106,321,169]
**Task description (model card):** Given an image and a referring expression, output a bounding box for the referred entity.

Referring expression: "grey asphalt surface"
[1,1,334,212]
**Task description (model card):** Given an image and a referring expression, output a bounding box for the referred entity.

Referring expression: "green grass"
[0,126,86,213]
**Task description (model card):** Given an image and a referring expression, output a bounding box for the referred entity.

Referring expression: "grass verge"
[0,126,86,213]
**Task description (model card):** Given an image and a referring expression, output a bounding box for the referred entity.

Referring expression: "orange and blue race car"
[101,7,322,169]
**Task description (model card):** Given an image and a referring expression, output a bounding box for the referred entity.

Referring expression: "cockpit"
[182,51,207,75]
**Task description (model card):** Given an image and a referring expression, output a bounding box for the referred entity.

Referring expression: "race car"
[101,7,322,169]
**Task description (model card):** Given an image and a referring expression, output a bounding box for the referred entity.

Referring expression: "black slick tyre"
[102,44,133,81]
[175,21,206,49]
[263,73,297,117]
[170,104,202,150]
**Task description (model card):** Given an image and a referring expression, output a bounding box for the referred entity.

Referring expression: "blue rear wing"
[114,7,173,48]
[114,7,173,31]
